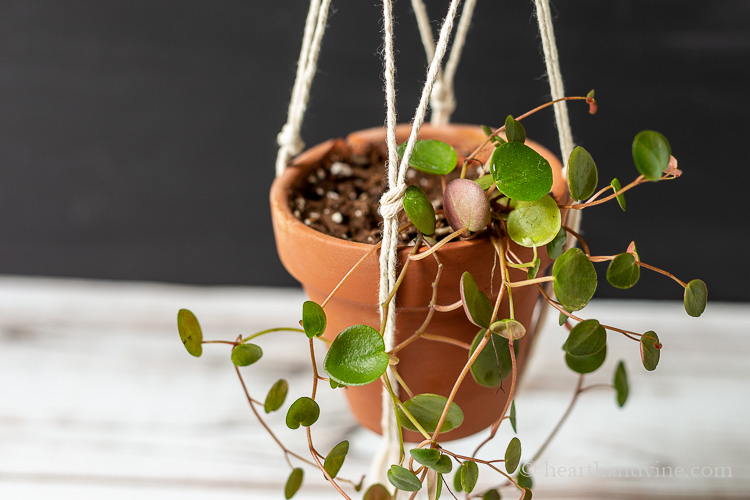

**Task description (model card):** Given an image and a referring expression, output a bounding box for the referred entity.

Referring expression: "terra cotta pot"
[270,124,565,441]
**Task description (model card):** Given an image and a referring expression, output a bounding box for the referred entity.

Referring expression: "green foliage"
[284,468,304,499]
[475,174,495,190]
[460,460,479,493]
[517,464,533,489]
[403,185,436,235]
[324,325,389,386]
[469,330,515,387]
[177,309,203,357]
[611,178,626,210]
[567,146,598,201]
[453,464,464,492]
[387,465,422,492]
[285,397,320,429]
[482,124,506,146]
[505,437,522,474]
[546,226,567,260]
[632,130,671,181]
[433,455,453,474]
[460,272,492,328]
[565,319,606,357]
[607,253,640,289]
[527,258,541,280]
[507,195,562,247]
[410,448,441,468]
[684,279,707,317]
[264,379,289,413]
[490,142,553,201]
[553,248,597,311]
[231,343,263,367]
[398,139,457,175]
[363,484,392,500]
[614,361,629,407]
[490,319,527,340]
[324,441,349,479]
[510,400,517,433]
[398,394,464,434]
[505,115,526,144]
[302,301,326,338]
[640,331,661,371]
[483,489,501,500]
[522,487,533,500]
[565,345,607,374]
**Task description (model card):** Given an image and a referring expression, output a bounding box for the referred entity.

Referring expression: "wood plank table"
[0,276,747,499]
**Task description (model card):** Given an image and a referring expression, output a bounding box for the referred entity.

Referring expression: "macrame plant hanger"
[274,0,582,492]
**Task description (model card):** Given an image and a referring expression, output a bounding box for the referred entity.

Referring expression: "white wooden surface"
[0,276,747,499]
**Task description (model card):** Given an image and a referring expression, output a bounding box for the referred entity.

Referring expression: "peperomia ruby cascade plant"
[177,93,707,500]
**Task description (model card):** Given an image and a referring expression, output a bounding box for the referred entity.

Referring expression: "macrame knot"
[430,80,456,123]
[379,184,407,220]
[276,123,305,157]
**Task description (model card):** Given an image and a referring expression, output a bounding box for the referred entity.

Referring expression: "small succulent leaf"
[505,115,526,144]
[330,379,344,389]
[632,130,671,181]
[490,319,527,341]
[565,319,606,357]
[460,272,493,328]
[607,253,640,289]
[640,331,661,371]
[324,325,389,386]
[454,465,464,492]
[567,146,598,201]
[426,469,442,500]
[403,185,436,235]
[363,484,392,500]
[177,308,203,357]
[505,437,522,474]
[507,195,562,247]
[490,142,553,201]
[387,465,422,492]
[324,441,349,479]
[444,179,490,233]
[482,489,501,500]
[398,139,457,176]
[611,178,626,211]
[469,330,515,387]
[285,397,320,429]
[410,448,441,468]
[517,464,533,489]
[460,460,479,494]
[684,279,707,317]
[398,394,464,434]
[231,343,263,367]
[558,311,569,326]
[475,174,495,191]
[565,345,607,374]
[284,468,304,499]
[522,487,533,500]
[626,241,639,260]
[553,248,598,311]
[614,361,629,408]
[264,379,289,413]
[527,258,541,280]
[546,226,567,260]
[302,301,327,338]
[510,400,517,433]
[433,455,453,474]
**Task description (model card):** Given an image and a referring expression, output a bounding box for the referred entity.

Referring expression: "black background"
[1,1,748,301]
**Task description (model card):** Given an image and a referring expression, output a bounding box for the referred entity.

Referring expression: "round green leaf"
[403,185,436,235]
[324,325,389,386]
[611,178,626,211]
[302,301,326,338]
[483,489,501,500]
[433,454,453,474]
[522,487,533,500]
[363,484,392,500]
[565,345,607,374]
[231,343,263,367]
[507,195,562,247]
[285,397,320,429]
[177,308,203,357]
[475,174,495,191]
[324,440,349,479]
[398,139,457,175]
[614,361,629,408]
[490,319,527,340]
[505,437,521,474]
[565,319,606,357]
[505,115,526,144]
[398,394,464,434]
[454,464,464,492]
[632,130,671,181]
[510,400,517,433]
[553,248,597,312]
[264,378,289,413]
[607,253,640,289]
[469,330,515,388]
[640,331,661,371]
[546,226,567,260]
[410,448,440,468]
[490,142,553,201]
[284,468,304,499]
[460,460,479,494]
[567,146,598,201]
[460,272,492,328]
[517,464,533,489]
[684,279,707,317]
[387,465,422,492]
